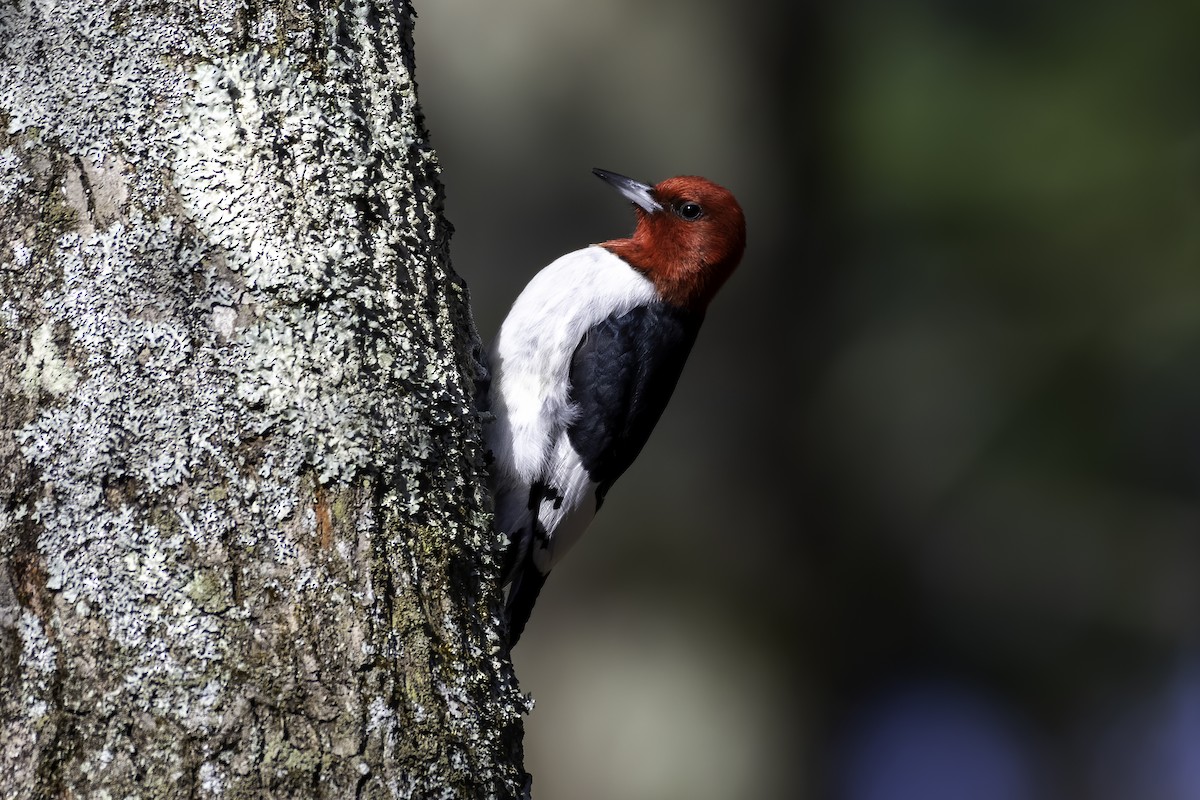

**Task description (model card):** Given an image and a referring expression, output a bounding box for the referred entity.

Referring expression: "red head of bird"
[593,168,746,311]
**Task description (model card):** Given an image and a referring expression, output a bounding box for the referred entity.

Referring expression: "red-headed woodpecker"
[485,168,746,646]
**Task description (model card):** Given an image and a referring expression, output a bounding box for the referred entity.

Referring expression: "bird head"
[594,168,746,311]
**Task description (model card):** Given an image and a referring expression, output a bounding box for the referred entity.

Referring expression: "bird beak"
[593,168,663,214]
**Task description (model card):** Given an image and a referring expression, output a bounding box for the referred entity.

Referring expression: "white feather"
[486,245,656,573]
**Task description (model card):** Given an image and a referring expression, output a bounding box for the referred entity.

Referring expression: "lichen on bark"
[0,1,526,797]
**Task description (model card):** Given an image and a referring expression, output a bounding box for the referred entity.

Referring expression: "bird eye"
[676,202,704,221]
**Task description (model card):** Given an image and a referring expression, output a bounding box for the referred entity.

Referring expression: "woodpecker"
[485,168,746,646]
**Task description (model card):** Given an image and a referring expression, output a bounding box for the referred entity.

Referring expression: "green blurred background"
[417,1,1200,797]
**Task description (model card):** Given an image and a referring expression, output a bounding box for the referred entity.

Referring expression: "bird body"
[485,169,745,646]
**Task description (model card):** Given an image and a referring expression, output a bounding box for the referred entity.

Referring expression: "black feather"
[504,565,548,648]
[566,303,703,504]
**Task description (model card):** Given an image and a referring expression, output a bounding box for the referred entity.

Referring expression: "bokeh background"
[416,1,1200,798]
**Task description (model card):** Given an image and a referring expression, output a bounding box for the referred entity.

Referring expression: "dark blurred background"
[417,1,1200,797]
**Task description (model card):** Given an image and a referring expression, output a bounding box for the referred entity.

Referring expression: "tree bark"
[0,1,527,797]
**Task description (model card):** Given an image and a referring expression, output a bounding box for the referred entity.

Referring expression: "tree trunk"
[0,1,527,797]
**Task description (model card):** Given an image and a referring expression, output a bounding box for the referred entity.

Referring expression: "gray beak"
[592,168,663,214]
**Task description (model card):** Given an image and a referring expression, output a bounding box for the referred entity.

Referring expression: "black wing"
[566,302,704,506]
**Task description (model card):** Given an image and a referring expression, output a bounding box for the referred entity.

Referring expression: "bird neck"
[601,236,734,310]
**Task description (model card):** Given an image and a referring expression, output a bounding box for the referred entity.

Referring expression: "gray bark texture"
[0,1,529,797]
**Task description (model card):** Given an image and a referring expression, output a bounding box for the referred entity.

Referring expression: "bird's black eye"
[676,201,704,221]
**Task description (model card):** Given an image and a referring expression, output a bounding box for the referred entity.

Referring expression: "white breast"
[486,245,656,528]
